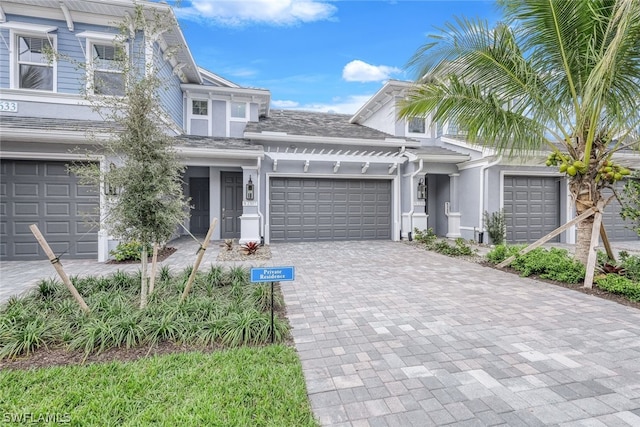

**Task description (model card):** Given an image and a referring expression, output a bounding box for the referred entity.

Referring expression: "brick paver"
[273,241,640,426]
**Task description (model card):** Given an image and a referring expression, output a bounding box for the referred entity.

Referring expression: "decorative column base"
[239,214,261,244]
[446,212,462,238]
[98,229,109,262]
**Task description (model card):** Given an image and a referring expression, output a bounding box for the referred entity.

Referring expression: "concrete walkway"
[2,239,640,426]
[273,241,640,426]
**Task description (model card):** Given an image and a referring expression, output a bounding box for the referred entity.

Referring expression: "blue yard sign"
[250,266,295,283]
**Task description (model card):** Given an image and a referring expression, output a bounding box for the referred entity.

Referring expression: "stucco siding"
[361,102,397,135]
[212,100,226,137]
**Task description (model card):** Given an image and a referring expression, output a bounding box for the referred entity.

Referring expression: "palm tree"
[399,0,640,268]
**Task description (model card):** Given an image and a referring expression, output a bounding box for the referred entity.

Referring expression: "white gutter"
[175,146,264,160]
[479,155,502,236]
[405,159,424,240]
[256,156,265,242]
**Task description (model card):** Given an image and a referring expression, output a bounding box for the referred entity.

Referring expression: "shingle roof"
[245,109,405,141]
[173,134,262,151]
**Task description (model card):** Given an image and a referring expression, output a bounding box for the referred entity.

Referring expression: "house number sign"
[0,101,18,112]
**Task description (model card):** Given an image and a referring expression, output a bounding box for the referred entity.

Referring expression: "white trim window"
[230,101,247,119]
[407,117,426,134]
[192,99,208,116]
[15,34,56,91]
[89,42,125,96]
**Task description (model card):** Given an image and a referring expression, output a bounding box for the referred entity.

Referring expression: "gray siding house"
[1,1,638,262]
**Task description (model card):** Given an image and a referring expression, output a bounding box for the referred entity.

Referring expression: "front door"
[221,172,243,239]
[189,177,210,235]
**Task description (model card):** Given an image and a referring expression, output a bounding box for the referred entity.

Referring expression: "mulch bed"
[105,247,177,264]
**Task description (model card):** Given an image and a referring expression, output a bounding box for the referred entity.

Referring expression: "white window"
[16,35,55,91]
[192,100,208,115]
[408,117,426,134]
[230,101,247,119]
[90,42,125,96]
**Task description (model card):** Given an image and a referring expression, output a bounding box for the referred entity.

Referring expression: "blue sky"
[166,1,499,114]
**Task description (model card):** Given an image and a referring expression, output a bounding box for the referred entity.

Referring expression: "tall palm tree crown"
[400,0,640,264]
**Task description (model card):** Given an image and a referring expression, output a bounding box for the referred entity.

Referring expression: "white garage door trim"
[265,173,399,244]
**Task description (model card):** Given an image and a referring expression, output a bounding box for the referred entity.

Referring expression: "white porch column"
[239,165,261,244]
[446,173,461,238]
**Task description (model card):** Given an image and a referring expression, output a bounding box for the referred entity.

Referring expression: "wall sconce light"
[246,175,254,200]
[105,162,118,196]
[417,178,427,200]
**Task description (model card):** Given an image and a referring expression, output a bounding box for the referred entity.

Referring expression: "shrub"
[413,227,437,245]
[110,241,152,262]
[241,241,260,255]
[596,274,640,301]
[431,238,475,256]
[483,210,506,245]
[488,245,585,283]
[486,244,525,264]
[620,252,640,282]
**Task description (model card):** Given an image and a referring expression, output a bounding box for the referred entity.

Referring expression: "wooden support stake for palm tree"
[584,202,605,289]
[29,224,90,314]
[148,243,159,295]
[180,217,218,302]
[496,207,597,269]
[599,223,615,262]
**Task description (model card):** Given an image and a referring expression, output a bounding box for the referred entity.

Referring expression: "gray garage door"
[504,176,560,243]
[270,178,391,241]
[0,160,99,260]
[602,183,639,241]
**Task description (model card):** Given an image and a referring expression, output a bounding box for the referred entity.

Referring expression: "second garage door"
[504,176,560,243]
[602,184,639,241]
[270,178,391,241]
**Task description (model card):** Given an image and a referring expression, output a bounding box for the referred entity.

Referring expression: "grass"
[0,345,318,426]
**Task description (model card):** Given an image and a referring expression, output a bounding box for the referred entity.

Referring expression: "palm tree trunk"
[571,178,599,266]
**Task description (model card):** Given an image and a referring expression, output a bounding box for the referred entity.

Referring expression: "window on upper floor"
[90,42,125,96]
[17,35,55,91]
[192,100,208,115]
[230,101,247,119]
[408,117,426,134]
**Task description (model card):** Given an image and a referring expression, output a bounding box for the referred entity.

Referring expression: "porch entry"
[189,177,210,235]
[221,171,243,239]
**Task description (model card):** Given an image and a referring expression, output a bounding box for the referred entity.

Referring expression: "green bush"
[483,210,506,245]
[486,244,525,264]
[413,227,437,245]
[110,241,152,262]
[596,274,640,301]
[620,251,640,282]
[487,245,585,284]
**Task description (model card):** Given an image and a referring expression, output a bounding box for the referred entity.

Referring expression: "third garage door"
[270,178,391,241]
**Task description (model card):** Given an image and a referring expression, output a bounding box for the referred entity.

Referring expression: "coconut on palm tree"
[399,0,640,269]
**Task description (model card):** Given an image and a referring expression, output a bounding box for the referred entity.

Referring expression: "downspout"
[403,158,424,240]
[256,157,264,245]
[479,155,501,238]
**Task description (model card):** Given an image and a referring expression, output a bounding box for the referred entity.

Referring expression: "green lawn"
[0,345,318,426]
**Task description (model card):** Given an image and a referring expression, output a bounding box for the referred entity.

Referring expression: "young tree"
[73,6,189,308]
[399,0,640,270]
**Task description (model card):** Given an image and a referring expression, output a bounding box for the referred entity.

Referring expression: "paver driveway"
[273,241,640,426]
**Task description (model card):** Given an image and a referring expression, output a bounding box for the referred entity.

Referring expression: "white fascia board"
[1,129,113,142]
[76,31,118,41]
[198,67,240,88]
[265,151,408,165]
[0,21,57,33]
[175,146,264,160]
[457,156,499,170]
[349,80,412,124]
[244,132,420,148]
[440,136,490,154]
[182,84,270,98]
[0,151,101,161]
[414,153,471,163]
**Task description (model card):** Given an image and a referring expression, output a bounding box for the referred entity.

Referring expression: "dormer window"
[230,101,247,119]
[408,117,426,134]
[192,100,208,115]
[90,42,125,96]
[17,35,54,91]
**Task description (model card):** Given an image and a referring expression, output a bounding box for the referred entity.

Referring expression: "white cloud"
[273,94,374,115]
[342,60,401,83]
[271,100,300,108]
[175,0,337,26]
